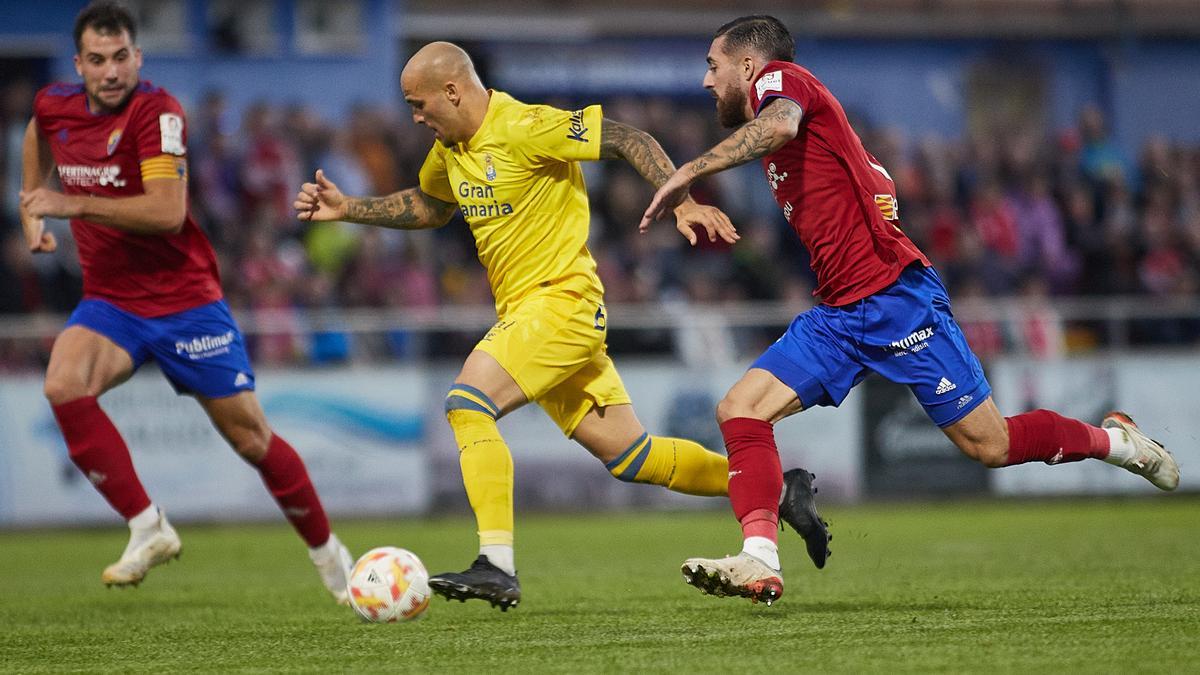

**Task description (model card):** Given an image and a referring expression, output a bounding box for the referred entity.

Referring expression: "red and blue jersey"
[34,80,222,317]
[749,61,929,306]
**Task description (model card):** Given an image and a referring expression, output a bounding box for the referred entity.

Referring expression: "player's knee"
[43,374,90,405]
[979,443,1009,468]
[960,437,1008,467]
[716,394,753,425]
[230,425,272,462]
[715,391,763,422]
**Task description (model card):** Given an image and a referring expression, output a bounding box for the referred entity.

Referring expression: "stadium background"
[1,0,1199,527]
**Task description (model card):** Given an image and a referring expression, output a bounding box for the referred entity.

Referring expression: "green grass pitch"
[1,498,1197,673]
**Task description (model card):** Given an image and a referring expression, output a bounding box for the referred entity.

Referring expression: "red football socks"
[720,417,782,543]
[1005,409,1110,465]
[253,434,331,547]
[51,396,152,520]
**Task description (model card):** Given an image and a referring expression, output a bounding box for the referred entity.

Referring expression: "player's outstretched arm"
[600,119,738,246]
[599,119,677,189]
[295,169,456,230]
[640,98,802,232]
[19,118,57,253]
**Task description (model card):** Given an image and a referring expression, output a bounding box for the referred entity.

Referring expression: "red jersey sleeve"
[32,83,80,138]
[132,92,188,161]
[751,61,819,119]
[32,87,48,134]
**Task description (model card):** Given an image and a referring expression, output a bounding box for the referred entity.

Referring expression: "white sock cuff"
[309,533,339,553]
[1104,427,1136,464]
[128,504,158,530]
[742,536,780,570]
[480,544,516,576]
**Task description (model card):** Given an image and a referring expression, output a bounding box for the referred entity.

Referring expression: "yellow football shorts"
[474,287,631,435]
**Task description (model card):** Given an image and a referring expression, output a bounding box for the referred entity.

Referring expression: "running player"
[295,41,831,611]
[642,15,1180,606]
[18,1,352,601]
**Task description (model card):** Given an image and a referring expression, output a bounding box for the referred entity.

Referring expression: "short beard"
[715,84,749,128]
[87,84,133,114]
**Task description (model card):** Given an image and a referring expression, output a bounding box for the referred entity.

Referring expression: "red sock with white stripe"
[51,396,152,520]
[1004,409,1109,465]
[720,417,782,569]
[253,434,331,547]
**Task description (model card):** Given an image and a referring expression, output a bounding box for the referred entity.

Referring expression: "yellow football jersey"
[418,91,605,317]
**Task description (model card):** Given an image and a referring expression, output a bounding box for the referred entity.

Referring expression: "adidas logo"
[87,470,107,486]
[934,377,957,395]
[234,372,250,387]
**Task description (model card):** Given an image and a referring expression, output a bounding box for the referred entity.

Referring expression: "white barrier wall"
[0,366,431,526]
[0,354,1191,527]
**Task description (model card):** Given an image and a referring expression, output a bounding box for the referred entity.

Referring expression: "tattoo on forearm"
[692,99,801,175]
[345,189,450,229]
[600,120,675,189]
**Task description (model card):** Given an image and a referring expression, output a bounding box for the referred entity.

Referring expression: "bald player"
[296,42,832,611]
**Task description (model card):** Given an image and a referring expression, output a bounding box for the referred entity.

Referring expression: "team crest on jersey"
[755,70,783,99]
[484,153,497,181]
[106,128,123,156]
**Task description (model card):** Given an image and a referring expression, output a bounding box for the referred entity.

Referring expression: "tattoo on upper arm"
[423,192,459,224]
[600,119,674,189]
[690,99,802,176]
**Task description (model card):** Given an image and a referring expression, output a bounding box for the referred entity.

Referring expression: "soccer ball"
[347,547,431,623]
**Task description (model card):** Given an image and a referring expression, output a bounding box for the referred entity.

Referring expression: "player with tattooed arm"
[642,15,1179,606]
[295,41,832,611]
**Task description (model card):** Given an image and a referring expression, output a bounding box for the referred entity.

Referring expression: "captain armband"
[140,154,187,182]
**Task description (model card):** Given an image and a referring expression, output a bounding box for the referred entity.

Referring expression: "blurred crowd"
[3,77,1200,367]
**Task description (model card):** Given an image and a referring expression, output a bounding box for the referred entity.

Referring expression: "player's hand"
[21,215,57,253]
[295,169,347,222]
[19,188,79,221]
[673,201,739,246]
[639,168,694,238]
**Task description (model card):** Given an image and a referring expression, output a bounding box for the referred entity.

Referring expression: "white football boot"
[101,510,182,587]
[1102,411,1180,491]
[309,533,353,605]
[681,552,784,606]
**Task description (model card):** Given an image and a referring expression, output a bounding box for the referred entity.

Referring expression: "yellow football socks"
[605,432,729,497]
[446,386,513,547]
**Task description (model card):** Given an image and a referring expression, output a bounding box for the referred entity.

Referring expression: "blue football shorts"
[66,298,256,398]
[752,264,990,427]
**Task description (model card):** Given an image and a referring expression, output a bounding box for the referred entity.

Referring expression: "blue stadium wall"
[0,0,400,120]
[483,36,1199,158]
[2,2,1197,164]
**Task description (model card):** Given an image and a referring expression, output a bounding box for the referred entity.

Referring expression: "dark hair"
[73,1,138,53]
[714,15,794,63]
